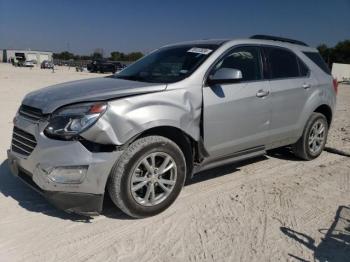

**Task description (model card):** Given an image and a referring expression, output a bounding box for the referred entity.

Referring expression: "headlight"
[44,102,107,140]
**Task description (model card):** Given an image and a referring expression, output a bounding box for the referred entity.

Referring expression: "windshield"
[115,44,219,83]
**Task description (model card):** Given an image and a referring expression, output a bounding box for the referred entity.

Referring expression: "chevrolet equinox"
[8,35,337,218]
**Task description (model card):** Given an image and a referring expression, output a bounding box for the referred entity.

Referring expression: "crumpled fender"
[80,88,202,145]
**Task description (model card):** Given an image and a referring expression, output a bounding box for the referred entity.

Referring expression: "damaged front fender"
[80,88,202,145]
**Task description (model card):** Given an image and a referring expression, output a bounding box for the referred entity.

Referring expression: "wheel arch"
[126,126,205,178]
[296,96,334,141]
[313,104,333,127]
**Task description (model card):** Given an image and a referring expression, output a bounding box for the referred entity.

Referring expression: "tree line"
[317,40,350,68]
[53,50,144,62]
[53,40,350,66]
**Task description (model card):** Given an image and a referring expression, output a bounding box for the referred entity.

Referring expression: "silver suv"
[7,35,337,218]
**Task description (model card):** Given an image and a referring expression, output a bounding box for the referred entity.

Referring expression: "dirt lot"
[0,63,349,262]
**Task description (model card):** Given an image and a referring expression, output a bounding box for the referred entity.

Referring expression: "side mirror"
[208,68,243,85]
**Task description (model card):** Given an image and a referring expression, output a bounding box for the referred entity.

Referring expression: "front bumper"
[8,160,104,215]
[8,115,124,215]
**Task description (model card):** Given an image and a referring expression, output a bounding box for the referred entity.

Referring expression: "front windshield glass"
[115,44,219,83]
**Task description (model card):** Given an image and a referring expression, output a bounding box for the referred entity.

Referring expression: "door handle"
[302,83,311,89]
[256,89,270,98]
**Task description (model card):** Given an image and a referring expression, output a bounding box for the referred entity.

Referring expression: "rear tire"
[108,136,186,218]
[292,112,328,160]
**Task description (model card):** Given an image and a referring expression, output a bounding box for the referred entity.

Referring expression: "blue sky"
[0,0,349,55]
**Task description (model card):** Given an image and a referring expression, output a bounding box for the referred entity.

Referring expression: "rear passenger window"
[264,47,299,79]
[303,52,331,75]
[212,46,262,82]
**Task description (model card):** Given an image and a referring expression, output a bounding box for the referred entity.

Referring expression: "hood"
[22,77,167,113]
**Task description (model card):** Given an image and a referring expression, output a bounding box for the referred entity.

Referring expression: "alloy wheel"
[130,152,177,206]
[308,120,326,154]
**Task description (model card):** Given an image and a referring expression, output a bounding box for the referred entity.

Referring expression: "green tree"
[91,48,104,60]
[53,51,75,60]
[91,52,103,60]
[317,44,333,67]
[74,55,92,60]
[332,40,350,64]
[126,52,143,61]
[317,40,350,67]
[110,51,125,61]
[110,51,143,61]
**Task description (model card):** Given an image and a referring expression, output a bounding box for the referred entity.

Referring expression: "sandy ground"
[0,63,349,262]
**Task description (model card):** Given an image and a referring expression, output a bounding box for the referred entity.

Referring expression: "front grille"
[11,127,37,156]
[18,105,45,121]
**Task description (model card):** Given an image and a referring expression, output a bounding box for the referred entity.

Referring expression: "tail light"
[333,78,338,95]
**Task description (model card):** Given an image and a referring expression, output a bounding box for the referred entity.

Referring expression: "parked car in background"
[23,60,35,67]
[75,66,87,72]
[41,60,54,69]
[8,35,337,218]
[87,60,126,73]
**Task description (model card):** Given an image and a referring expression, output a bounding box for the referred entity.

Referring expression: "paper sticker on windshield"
[187,47,213,55]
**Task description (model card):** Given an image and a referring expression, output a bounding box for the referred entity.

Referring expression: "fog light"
[47,166,88,184]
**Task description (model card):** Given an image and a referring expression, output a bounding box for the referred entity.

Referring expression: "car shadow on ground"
[103,155,268,219]
[0,159,92,222]
[0,154,268,221]
[266,146,302,161]
[186,155,267,186]
[281,205,350,262]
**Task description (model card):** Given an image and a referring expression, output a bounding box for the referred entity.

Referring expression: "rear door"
[203,46,271,158]
[263,47,315,145]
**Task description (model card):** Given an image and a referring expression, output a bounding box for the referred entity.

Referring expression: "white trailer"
[332,63,350,82]
[0,49,52,64]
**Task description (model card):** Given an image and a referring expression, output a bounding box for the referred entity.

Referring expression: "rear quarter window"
[303,52,331,75]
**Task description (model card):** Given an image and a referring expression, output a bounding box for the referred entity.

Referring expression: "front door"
[203,46,271,158]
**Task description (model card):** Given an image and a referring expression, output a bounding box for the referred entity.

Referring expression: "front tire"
[108,136,186,218]
[292,112,328,160]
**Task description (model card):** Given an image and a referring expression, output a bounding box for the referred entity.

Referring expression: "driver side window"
[212,46,262,82]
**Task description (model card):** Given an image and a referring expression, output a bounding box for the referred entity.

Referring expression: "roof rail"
[250,35,308,47]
